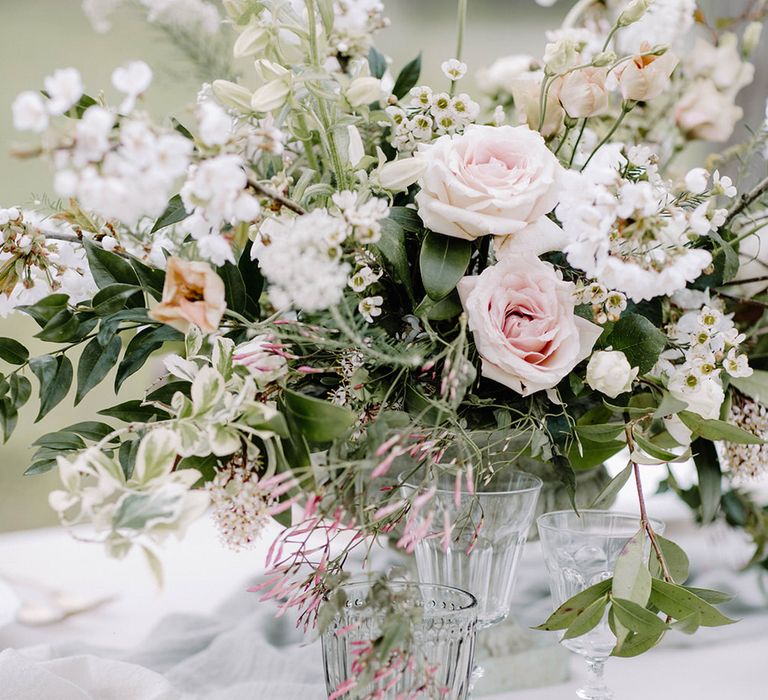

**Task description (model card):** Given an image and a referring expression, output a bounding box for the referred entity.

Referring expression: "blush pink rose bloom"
[458,256,602,396]
[558,67,609,118]
[414,124,563,242]
[674,79,743,143]
[611,44,679,102]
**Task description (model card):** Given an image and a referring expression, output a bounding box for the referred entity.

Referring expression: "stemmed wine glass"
[401,470,542,680]
[537,510,665,700]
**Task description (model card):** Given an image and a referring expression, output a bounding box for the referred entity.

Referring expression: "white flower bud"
[254,59,290,83]
[212,80,254,112]
[346,125,365,167]
[586,350,638,398]
[618,0,652,27]
[592,51,617,67]
[543,39,579,75]
[743,22,763,56]
[684,167,709,195]
[250,79,291,113]
[375,157,427,191]
[233,22,269,58]
[346,77,383,107]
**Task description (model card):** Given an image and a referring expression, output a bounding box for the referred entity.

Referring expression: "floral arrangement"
[3,0,768,692]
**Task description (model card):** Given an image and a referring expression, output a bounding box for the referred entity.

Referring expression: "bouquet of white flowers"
[3,0,768,695]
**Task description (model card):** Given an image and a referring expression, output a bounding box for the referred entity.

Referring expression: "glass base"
[575,657,612,700]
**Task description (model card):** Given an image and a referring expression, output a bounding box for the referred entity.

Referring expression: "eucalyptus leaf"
[692,437,722,523]
[534,578,612,631]
[589,463,633,509]
[562,594,609,640]
[680,411,764,444]
[612,528,652,606]
[650,578,737,627]
[655,534,690,584]
[282,389,356,444]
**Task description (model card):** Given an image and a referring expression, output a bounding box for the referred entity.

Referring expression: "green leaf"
[31,355,73,421]
[655,535,690,584]
[84,240,140,289]
[98,400,169,423]
[562,595,610,640]
[392,53,422,100]
[238,243,264,317]
[730,370,768,405]
[612,528,652,606]
[92,284,141,316]
[281,389,357,444]
[130,258,166,300]
[0,397,18,442]
[377,218,415,303]
[134,429,178,484]
[680,411,764,444]
[533,578,613,631]
[606,314,666,374]
[413,293,463,321]
[683,586,733,605]
[710,229,739,283]
[9,375,32,409]
[632,431,688,463]
[691,437,721,523]
[611,598,667,635]
[650,578,737,626]
[419,232,471,301]
[35,309,82,342]
[63,421,115,442]
[115,325,182,391]
[32,431,86,450]
[0,337,29,365]
[17,294,69,327]
[24,458,58,476]
[368,46,387,79]
[217,262,247,314]
[150,194,189,233]
[387,206,423,233]
[575,423,625,443]
[76,335,122,404]
[589,463,633,509]
[97,308,153,347]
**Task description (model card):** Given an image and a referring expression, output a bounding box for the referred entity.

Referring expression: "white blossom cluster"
[387,85,480,152]
[559,144,730,303]
[721,397,768,481]
[613,0,696,54]
[0,209,96,317]
[574,282,628,324]
[329,0,389,60]
[655,291,752,421]
[82,0,220,35]
[255,192,388,314]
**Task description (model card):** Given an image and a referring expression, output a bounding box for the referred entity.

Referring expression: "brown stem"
[247,177,306,215]
[724,175,768,227]
[624,423,673,583]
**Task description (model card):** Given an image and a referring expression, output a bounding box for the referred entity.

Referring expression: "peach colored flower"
[458,256,602,396]
[612,44,678,101]
[558,67,609,118]
[149,257,226,333]
[510,75,564,138]
[674,79,743,143]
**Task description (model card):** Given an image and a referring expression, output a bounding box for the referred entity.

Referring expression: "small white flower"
[385,105,406,125]
[712,170,737,198]
[585,282,608,304]
[112,61,153,113]
[359,295,384,323]
[450,94,480,122]
[348,265,382,293]
[441,58,467,82]
[44,68,84,115]
[12,91,49,132]
[723,348,752,378]
[198,101,232,147]
[409,85,433,108]
[685,167,709,195]
[101,235,119,252]
[493,105,506,126]
[430,92,453,118]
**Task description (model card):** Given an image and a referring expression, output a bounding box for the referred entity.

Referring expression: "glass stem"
[577,656,612,700]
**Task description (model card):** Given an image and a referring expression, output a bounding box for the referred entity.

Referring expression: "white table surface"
[0,494,767,700]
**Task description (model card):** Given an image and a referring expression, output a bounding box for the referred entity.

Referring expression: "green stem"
[581,103,632,171]
[296,112,320,172]
[554,122,573,156]
[450,0,468,96]
[568,118,588,168]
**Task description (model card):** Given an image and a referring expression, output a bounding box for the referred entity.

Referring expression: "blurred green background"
[0,0,756,532]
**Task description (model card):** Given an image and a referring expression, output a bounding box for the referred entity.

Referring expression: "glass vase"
[321,582,478,699]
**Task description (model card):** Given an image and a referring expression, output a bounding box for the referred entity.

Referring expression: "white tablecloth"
[0,495,767,699]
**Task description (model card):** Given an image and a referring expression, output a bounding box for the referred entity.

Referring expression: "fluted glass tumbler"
[403,470,542,628]
[537,510,665,700]
[321,582,478,699]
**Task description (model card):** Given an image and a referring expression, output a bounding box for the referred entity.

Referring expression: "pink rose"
[611,44,678,101]
[414,124,563,241]
[674,79,743,143]
[458,256,602,396]
[558,67,609,118]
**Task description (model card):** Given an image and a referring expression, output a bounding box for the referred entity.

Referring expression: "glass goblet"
[537,510,665,700]
[321,582,478,699]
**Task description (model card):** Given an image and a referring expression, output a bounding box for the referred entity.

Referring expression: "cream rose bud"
[675,79,743,143]
[346,77,383,107]
[458,256,602,396]
[375,157,427,191]
[612,45,678,101]
[558,67,609,118]
[586,351,639,398]
[510,76,564,137]
[414,124,563,241]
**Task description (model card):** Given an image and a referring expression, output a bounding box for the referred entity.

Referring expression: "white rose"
[675,79,743,143]
[346,77,383,107]
[669,375,725,420]
[414,124,563,241]
[586,351,639,398]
